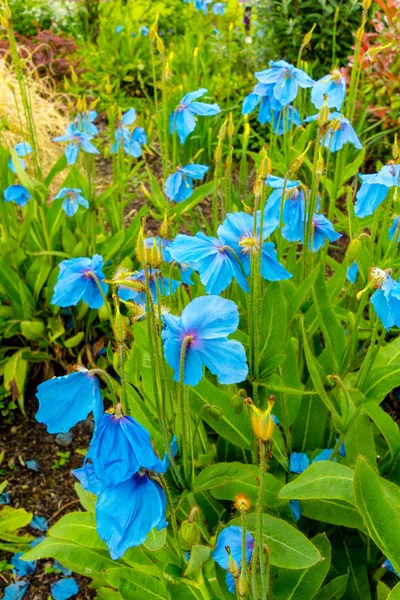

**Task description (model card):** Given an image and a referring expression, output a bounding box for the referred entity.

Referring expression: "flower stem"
[179,335,194,488]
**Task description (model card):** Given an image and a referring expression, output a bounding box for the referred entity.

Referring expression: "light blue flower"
[73,111,98,136]
[162,295,248,386]
[289,452,310,474]
[311,213,341,252]
[118,268,181,303]
[282,188,306,242]
[51,255,108,309]
[346,261,359,283]
[141,25,149,36]
[50,578,79,600]
[273,105,302,136]
[242,83,284,125]
[165,164,209,202]
[370,269,400,330]
[213,2,226,15]
[115,25,123,34]
[36,367,103,434]
[8,141,32,172]
[195,0,212,13]
[157,238,194,285]
[213,526,255,593]
[255,60,314,106]
[354,164,400,218]
[383,559,400,577]
[306,111,362,152]
[4,184,31,207]
[111,109,147,158]
[53,123,99,165]
[170,88,221,144]
[30,515,48,531]
[4,581,29,600]
[54,187,89,217]
[311,69,346,110]
[314,448,336,462]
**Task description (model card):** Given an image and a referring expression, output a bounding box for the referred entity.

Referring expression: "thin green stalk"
[89,368,117,406]
[256,441,267,600]
[179,335,193,487]
[159,473,183,562]
[356,318,381,390]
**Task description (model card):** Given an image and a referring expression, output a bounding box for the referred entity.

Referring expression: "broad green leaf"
[260,283,287,361]
[364,337,400,403]
[3,351,27,411]
[105,567,169,599]
[314,573,349,600]
[377,581,390,600]
[25,256,51,300]
[0,261,35,319]
[273,337,302,428]
[342,147,366,183]
[363,402,400,461]
[354,457,400,573]
[144,527,166,552]
[279,462,355,504]
[167,579,204,600]
[286,266,320,325]
[184,544,211,579]
[388,582,400,599]
[300,499,365,531]
[346,412,377,467]
[175,181,215,216]
[64,331,85,348]
[102,230,126,262]
[20,320,46,341]
[96,588,123,600]
[74,483,96,512]
[0,506,32,532]
[273,533,331,600]
[48,511,106,550]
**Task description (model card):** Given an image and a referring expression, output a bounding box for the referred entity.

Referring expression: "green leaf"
[260,283,287,361]
[20,320,46,341]
[363,402,400,461]
[96,588,123,600]
[0,506,32,532]
[175,181,215,216]
[144,528,166,552]
[167,580,204,600]
[0,261,35,319]
[286,266,320,325]
[48,511,106,550]
[354,457,400,573]
[300,499,365,531]
[184,544,211,579]
[342,147,366,183]
[146,167,168,209]
[279,462,355,504]
[105,567,169,599]
[272,533,331,600]
[25,256,51,300]
[102,230,126,262]
[3,351,28,411]
[74,483,96,512]
[64,331,85,348]
[388,582,400,599]
[314,573,349,600]
[44,154,67,187]
[346,412,377,467]
[364,337,400,403]
[377,581,391,600]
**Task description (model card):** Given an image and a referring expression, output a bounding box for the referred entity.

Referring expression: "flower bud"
[148,237,162,268]
[316,149,325,175]
[112,295,125,344]
[346,238,362,264]
[218,118,228,141]
[214,139,223,162]
[289,141,312,173]
[259,147,272,178]
[231,393,244,414]
[302,23,316,47]
[179,520,200,551]
[156,35,165,55]
[317,95,330,128]
[193,46,199,58]
[362,0,372,9]
[393,134,399,162]
[234,493,251,512]
[250,397,275,442]
[209,406,223,421]
[159,210,169,238]
[253,177,263,198]
[70,65,78,84]
[237,572,248,599]
[136,219,147,266]
[228,112,235,139]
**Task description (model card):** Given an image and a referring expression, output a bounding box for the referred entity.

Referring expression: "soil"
[0,394,96,599]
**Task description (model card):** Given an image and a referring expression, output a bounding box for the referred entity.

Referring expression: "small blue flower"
[12,552,36,576]
[4,581,29,600]
[159,238,194,285]
[118,268,180,303]
[339,442,346,457]
[51,255,108,309]
[289,499,301,522]
[195,0,212,13]
[306,112,362,152]
[54,187,89,217]
[53,123,100,165]
[347,261,359,284]
[8,142,32,172]
[36,367,103,434]
[289,452,310,474]
[141,25,149,36]
[311,69,346,110]
[213,2,226,15]
[389,216,400,241]
[110,109,147,158]
[264,175,300,220]
[311,213,341,252]
[162,295,248,386]
[213,526,255,593]
[354,164,400,218]
[170,88,221,144]
[115,25,123,34]
[4,184,31,207]
[255,60,314,106]
[50,578,79,600]
[383,559,399,577]
[73,111,98,136]
[165,164,209,202]
[242,83,284,125]
[370,269,400,330]
[30,515,48,531]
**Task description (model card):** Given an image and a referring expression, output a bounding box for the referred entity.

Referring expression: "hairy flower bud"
[250,397,275,442]
[234,493,251,512]
[346,238,362,264]
[179,520,200,551]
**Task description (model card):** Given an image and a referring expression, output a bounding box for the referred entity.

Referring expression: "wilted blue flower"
[118,268,180,303]
[169,232,249,295]
[88,412,167,487]
[36,367,103,434]
[12,552,37,576]
[4,581,29,600]
[50,578,79,600]
[30,515,48,531]
[389,217,400,241]
[347,261,359,284]
[4,184,31,207]
[115,25,123,34]
[306,112,362,152]
[51,255,108,309]
[311,214,341,252]
[383,559,399,577]
[369,268,400,330]
[170,88,221,144]
[354,164,400,218]
[289,452,310,474]
[8,142,32,172]
[213,2,226,14]
[162,295,248,386]
[53,123,99,165]
[141,25,149,36]
[213,526,255,593]
[54,187,89,217]
[311,69,346,110]
[26,460,41,472]
[165,164,209,202]
[255,60,314,106]
[290,499,301,522]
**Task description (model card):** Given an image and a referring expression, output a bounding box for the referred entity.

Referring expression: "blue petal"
[51,255,107,309]
[242,93,260,115]
[289,452,310,473]
[4,184,31,206]
[3,581,29,600]
[260,242,292,280]
[213,526,254,570]
[12,552,36,576]
[30,515,48,531]
[65,143,79,165]
[50,578,79,600]
[313,449,336,462]
[289,499,301,522]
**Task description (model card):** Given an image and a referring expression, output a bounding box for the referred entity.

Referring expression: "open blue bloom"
[159,238,194,285]
[124,126,147,158]
[141,25,149,36]
[217,212,291,281]
[370,269,400,330]
[54,187,89,217]
[12,552,36,576]
[264,175,300,220]
[213,526,255,593]
[290,499,301,522]
[273,105,302,136]
[170,88,221,144]
[306,112,362,152]
[213,2,226,15]
[289,452,310,474]
[110,109,147,158]
[169,232,249,295]
[51,578,79,600]
[73,462,103,496]
[51,255,108,309]
[73,111,98,136]
[389,217,400,241]
[162,295,248,386]
[311,69,346,110]
[4,581,29,600]
[36,367,103,434]
[354,164,400,218]
[165,164,209,202]
[311,214,341,252]
[53,123,100,165]
[255,60,314,106]
[282,188,306,242]
[383,559,400,577]
[347,261,359,284]
[8,142,32,172]
[88,413,166,487]
[118,268,180,303]
[115,25,123,34]
[4,184,31,207]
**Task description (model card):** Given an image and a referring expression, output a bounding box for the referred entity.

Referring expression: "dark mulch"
[0,395,96,599]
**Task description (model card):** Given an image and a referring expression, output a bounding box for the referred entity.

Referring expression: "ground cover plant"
[1,0,400,598]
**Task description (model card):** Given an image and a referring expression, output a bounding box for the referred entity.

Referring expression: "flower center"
[239,234,260,254]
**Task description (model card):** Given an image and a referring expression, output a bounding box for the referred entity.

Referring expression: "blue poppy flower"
[289,452,310,474]
[158,238,194,285]
[389,217,400,241]
[12,552,36,576]
[115,25,123,34]
[354,164,400,218]
[169,232,249,295]
[264,175,300,220]
[306,111,362,152]
[255,60,314,106]
[311,69,346,110]
[53,123,100,165]
[8,142,32,172]
[347,261,359,284]
[242,83,284,125]
[195,0,212,13]
[4,184,31,207]
[311,214,341,252]
[165,164,209,202]
[4,581,29,600]
[141,25,149,36]
[213,2,226,14]
[162,295,248,386]
[36,367,103,434]
[383,559,399,577]
[290,499,301,522]
[50,578,79,600]
[170,88,221,144]
[370,268,400,330]
[73,462,103,495]
[51,254,108,309]
[271,105,302,136]
[118,268,180,303]
[213,526,255,593]
[282,188,307,242]
[54,187,89,217]
[72,111,98,136]
[88,412,167,487]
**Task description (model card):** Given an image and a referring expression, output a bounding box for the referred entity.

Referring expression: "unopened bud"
[188,506,200,523]
[136,219,147,266]
[214,140,223,162]
[209,406,223,421]
[253,177,263,198]
[234,493,251,512]
[231,394,244,414]
[63,77,70,91]
[70,65,78,84]
[112,295,125,344]
[156,35,165,55]
[346,238,362,264]
[218,118,228,141]
[316,150,324,175]
[228,112,235,139]
[317,95,330,128]
[362,0,372,9]
[159,210,169,238]
[148,237,162,268]
[289,141,312,173]
[393,134,399,162]
[237,572,248,599]
[259,148,272,178]
[302,23,316,47]
[250,397,275,442]
[179,520,200,551]
[193,46,199,58]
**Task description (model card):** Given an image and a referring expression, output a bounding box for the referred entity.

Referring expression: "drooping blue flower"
[389,217,400,241]
[53,123,100,165]
[289,452,310,474]
[255,60,314,106]
[290,499,301,522]
[54,187,89,217]
[4,184,31,207]
[115,25,123,34]
[165,164,209,202]
[36,367,103,434]
[12,552,37,576]
[88,412,167,487]
[282,187,306,242]
[51,255,108,309]
[169,232,249,295]
[159,238,194,285]
[311,214,341,252]
[242,83,292,129]
[73,462,103,496]
[8,142,32,172]
[213,2,226,15]
[264,175,300,220]
[311,69,346,110]
[3,581,29,600]
[273,105,302,136]
[72,111,98,136]
[369,268,400,330]
[118,268,181,303]
[354,164,400,218]
[50,578,79,600]
[30,515,48,531]
[141,25,149,36]
[213,526,255,593]
[162,295,248,386]
[170,88,221,144]
[383,559,400,577]
[346,261,359,284]
[110,109,147,158]
[306,112,362,152]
